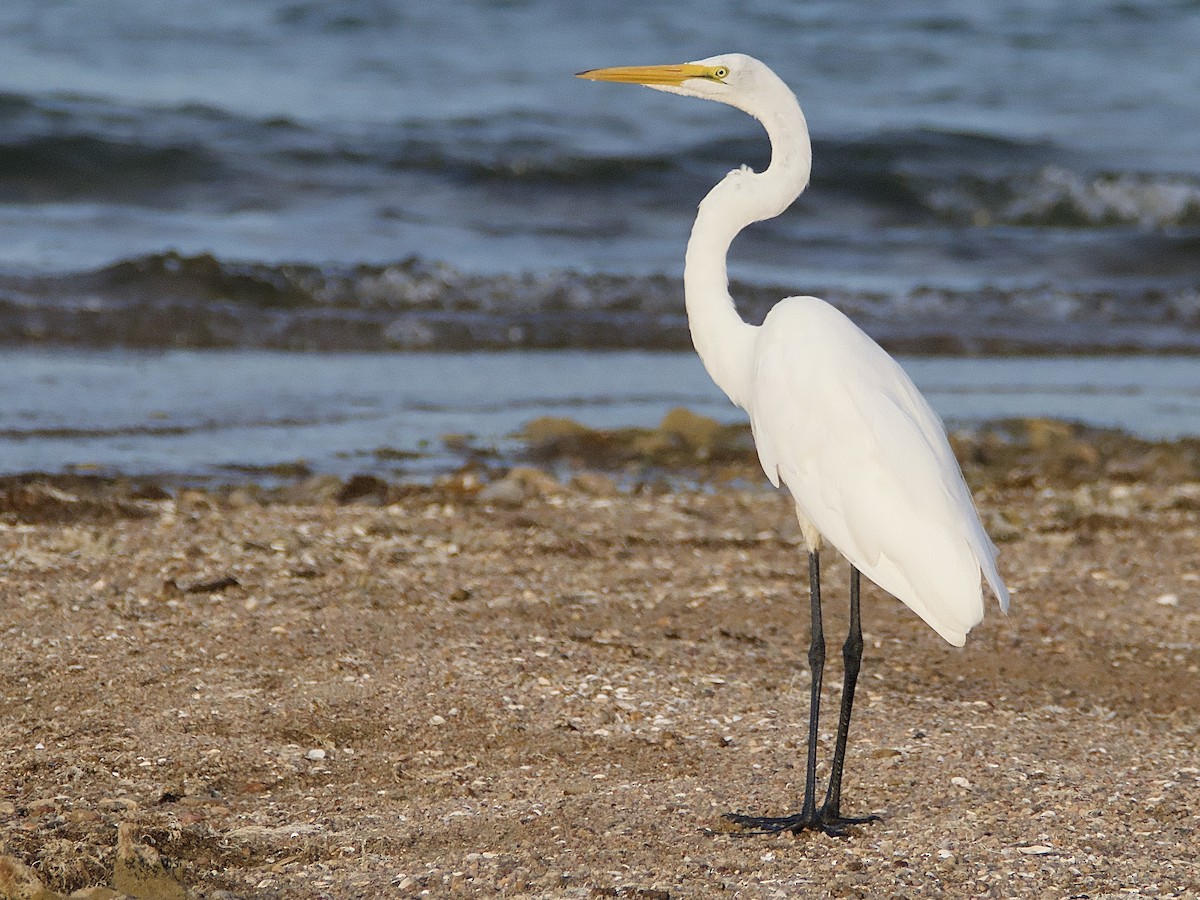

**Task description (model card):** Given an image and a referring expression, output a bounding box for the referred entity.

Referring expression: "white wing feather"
[748,296,1009,646]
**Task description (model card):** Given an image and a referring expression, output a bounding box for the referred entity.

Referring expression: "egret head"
[577,51,811,220]
[577,53,774,111]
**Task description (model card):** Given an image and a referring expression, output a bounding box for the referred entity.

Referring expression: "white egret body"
[579,54,1009,835]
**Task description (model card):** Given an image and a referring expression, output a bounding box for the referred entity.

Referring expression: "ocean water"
[1,1,1198,476]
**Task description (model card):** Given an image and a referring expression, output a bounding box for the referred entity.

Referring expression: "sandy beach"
[1,421,1198,898]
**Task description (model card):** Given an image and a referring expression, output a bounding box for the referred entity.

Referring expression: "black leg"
[818,566,880,827]
[726,551,831,835]
[800,549,825,820]
[724,555,880,837]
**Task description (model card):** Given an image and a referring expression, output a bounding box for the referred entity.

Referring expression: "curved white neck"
[683,88,812,411]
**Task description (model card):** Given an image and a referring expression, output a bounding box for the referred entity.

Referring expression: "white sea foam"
[1006,167,1200,229]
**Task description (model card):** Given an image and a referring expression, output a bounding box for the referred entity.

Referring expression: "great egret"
[578,54,1009,836]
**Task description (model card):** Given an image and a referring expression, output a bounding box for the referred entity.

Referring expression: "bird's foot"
[724,806,880,838]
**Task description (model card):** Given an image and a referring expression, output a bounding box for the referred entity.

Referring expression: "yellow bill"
[576,63,726,86]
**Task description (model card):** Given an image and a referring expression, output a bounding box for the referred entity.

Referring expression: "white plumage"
[750,296,1009,645]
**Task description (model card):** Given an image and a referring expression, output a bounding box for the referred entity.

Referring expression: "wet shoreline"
[5,350,1199,486]
[3,415,1196,523]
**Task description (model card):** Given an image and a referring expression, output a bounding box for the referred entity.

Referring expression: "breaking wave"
[0,252,1196,355]
[927,166,1200,230]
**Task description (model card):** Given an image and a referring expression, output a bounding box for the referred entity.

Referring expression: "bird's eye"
[712,67,729,81]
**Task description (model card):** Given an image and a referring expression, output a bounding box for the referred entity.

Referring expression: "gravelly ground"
[1,428,1198,898]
